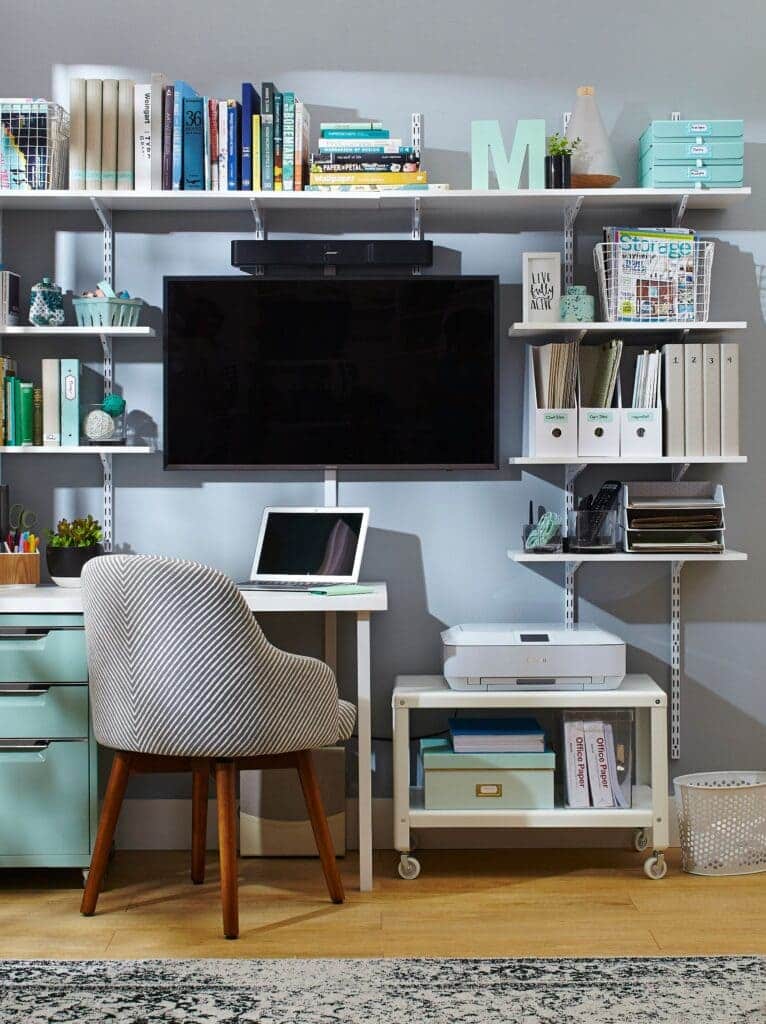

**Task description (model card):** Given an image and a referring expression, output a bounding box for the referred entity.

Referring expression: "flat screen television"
[163,275,498,469]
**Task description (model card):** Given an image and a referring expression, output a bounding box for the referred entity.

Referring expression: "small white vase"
[566,86,620,188]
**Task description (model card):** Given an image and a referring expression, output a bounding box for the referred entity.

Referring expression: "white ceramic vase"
[566,86,620,188]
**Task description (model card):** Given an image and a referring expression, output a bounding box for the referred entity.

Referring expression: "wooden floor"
[2,848,765,959]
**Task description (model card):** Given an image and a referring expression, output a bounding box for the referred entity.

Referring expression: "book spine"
[294,102,305,191]
[68,79,87,189]
[150,72,166,190]
[42,358,60,446]
[0,356,7,444]
[100,79,118,189]
[12,377,21,446]
[182,96,205,190]
[251,115,261,190]
[84,79,103,191]
[307,171,427,186]
[683,343,704,457]
[584,720,614,808]
[317,139,405,153]
[217,100,228,191]
[240,84,260,190]
[19,381,34,446]
[60,359,80,446]
[203,97,211,190]
[273,92,283,191]
[172,83,197,190]
[663,344,685,457]
[0,272,20,326]
[321,128,390,139]
[6,377,16,446]
[311,157,420,172]
[134,84,152,191]
[161,86,174,189]
[720,342,740,457]
[33,387,42,447]
[564,719,590,808]
[209,99,219,192]
[282,92,295,191]
[226,101,240,190]
[703,342,721,456]
[319,121,383,131]
[260,83,274,190]
[117,79,135,190]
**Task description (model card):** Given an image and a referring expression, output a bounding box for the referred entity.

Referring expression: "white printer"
[441,623,626,691]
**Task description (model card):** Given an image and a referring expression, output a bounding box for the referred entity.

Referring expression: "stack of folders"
[579,339,623,407]
[533,342,579,409]
[662,342,739,457]
[449,717,546,753]
[631,349,661,408]
[564,716,630,809]
[623,481,726,554]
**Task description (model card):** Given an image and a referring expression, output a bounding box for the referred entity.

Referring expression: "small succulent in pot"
[46,515,104,588]
[545,133,581,189]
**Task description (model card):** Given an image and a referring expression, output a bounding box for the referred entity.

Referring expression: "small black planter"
[46,544,103,586]
[545,154,572,189]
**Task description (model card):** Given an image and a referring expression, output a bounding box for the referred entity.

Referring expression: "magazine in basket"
[602,226,698,322]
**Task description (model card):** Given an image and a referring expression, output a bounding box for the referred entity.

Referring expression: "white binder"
[702,342,721,456]
[41,358,60,447]
[684,343,704,458]
[662,344,685,457]
[720,342,740,456]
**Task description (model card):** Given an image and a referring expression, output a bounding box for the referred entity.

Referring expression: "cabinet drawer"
[0,684,89,739]
[0,740,90,856]
[0,625,87,683]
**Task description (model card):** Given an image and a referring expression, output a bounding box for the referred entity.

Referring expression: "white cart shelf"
[392,674,670,880]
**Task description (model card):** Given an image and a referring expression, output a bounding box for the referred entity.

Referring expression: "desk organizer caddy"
[620,481,726,553]
[639,119,744,189]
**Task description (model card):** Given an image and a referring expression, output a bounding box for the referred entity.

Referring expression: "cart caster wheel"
[634,829,649,852]
[643,852,668,880]
[397,855,421,880]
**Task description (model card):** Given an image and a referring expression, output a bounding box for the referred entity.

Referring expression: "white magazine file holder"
[523,346,578,458]
[621,365,663,457]
[578,375,621,457]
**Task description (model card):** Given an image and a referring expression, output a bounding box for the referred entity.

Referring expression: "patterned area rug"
[0,957,763,1023]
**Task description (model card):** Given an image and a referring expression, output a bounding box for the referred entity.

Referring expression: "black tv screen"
[163,276,498,468]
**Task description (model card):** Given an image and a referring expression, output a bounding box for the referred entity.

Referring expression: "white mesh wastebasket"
[674,772,766,876]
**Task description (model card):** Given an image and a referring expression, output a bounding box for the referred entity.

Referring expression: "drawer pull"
[476,783,503,798]
[0,686,50,696]
[0,741,50,753]
[0,630,50,642]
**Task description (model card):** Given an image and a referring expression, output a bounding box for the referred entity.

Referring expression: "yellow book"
[307,171,428,186]
[252,115,261,190]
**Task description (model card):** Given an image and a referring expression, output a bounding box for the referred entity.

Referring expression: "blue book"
[172,81,198,189]
[226,100,241,190]
[449,717,545,753]
[182,96,205,190]
[59,359,80,446]
[320,128,390,140]
[240,83,261,190]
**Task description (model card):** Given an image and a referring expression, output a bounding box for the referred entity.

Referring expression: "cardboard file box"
[523,347,578,458]
[578,376,621,457]
[419,738,555,810]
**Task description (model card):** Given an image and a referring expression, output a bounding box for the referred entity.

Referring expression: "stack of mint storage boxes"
[0,615,97,871]
[639,120,744,189]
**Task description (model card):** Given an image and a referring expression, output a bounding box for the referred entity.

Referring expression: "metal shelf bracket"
[99,453,113,553]
[670,559,684,759]
[91,198,115,552]
[563,464,585,628]
[249,198,266,276]
[674,193,690,226]
[563,197,584,290]
[672,462,691,481]
[90,198,113,288]
[411,198,423,276]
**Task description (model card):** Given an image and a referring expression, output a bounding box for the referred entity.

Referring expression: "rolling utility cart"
[392,673,669,880]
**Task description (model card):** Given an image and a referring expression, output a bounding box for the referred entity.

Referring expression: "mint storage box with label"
[523,347,578,458]
[639,119,744,189]
[419,738,555,810]
[0,614,97,870]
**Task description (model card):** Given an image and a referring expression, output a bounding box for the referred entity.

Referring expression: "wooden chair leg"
[296,749,345,904]
[215,760,239,939]
[81,751,131,916]
[191,763,209,884]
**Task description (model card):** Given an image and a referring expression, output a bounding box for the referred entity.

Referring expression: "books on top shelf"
[449,717,546,753]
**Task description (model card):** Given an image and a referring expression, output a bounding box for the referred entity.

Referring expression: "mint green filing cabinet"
[639,119,744,189]
[0,615,97,870]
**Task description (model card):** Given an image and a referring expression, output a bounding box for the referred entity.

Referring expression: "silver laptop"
[239,507,370,591]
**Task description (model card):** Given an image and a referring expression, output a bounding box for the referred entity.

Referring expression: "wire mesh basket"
[0,100,70,190]
[594,239,714,323]
[674,771,766,876]
[72,297,143,328]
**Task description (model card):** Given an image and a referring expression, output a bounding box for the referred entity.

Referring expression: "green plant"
[46,515,103,549]
[547,133,580,158]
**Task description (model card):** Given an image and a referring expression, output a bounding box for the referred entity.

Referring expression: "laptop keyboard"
[239,580,319,590]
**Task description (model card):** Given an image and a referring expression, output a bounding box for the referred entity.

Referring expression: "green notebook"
[309,584,375,596]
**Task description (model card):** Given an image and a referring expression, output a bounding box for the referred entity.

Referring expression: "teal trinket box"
[559,285,595,322]
[29,277,65,327]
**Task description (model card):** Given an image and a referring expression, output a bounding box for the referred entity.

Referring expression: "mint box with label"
[419,738,555,811]
[639,119,744,189]
[640,161,744,189]
[522,347,578,458]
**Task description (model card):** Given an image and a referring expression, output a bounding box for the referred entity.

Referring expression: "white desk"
[0,582,388,892]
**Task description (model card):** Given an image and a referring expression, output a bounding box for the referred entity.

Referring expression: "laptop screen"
[254,510,366,580]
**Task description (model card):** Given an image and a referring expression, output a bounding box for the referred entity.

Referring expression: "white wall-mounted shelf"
[0,326,155,338]
[0,446,154,454]
[508,549,747,563]
[509,321,747,337]
[510,455,748,465]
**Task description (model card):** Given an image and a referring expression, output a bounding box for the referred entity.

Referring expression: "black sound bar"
[231,239,434,270]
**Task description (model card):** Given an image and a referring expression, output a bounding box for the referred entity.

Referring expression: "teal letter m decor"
[471,119,546,190]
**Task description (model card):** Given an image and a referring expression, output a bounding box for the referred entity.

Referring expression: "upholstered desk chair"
[79,554,355,939]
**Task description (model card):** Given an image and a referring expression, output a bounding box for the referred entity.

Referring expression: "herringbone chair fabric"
[81,554,355,758]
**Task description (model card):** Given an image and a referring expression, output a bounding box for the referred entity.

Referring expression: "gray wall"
[2,1,764,802]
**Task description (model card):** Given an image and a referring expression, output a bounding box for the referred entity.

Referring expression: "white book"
[100,79,118,189]
[703,342,721,456]
[68,78,87,190]
[84,79,103,191]
[317,138,404,153]
[663,344,685,456]
[683,343,704,457]
[720,343,740,457]
[149,73,167,191]
[134,84,152,191]
[564,719,590,808]
[116,79,135,190]
[584,719,613,808]
[603,722,629,809]
[42,358,60,446]
[217,99,228,192]
[203,97,211,191]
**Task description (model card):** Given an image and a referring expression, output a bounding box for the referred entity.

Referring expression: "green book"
[5,376,16,445]
[19,381,34,445]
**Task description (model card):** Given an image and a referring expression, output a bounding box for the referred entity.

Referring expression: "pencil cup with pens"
[523,501,563,554]
[0,486,40,586]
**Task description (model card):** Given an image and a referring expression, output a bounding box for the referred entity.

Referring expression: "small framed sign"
[522,252,562,323]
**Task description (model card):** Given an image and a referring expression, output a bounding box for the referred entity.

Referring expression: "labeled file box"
[578,377,621,458]
[621,481,726,553]
[620,367,663,458]
[523,347,578,458]
[639,119,744,190]
[419,738,555,811]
